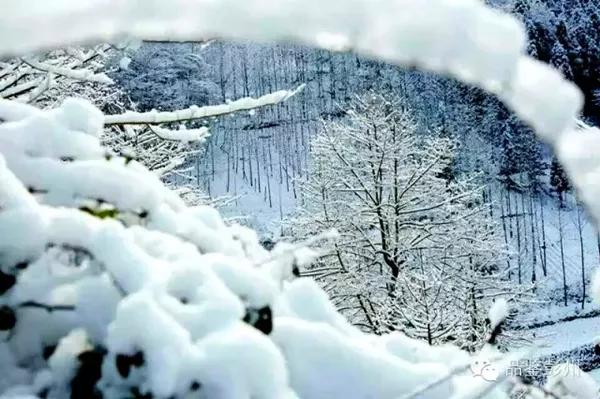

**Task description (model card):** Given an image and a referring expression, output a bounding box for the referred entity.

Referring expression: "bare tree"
[287,94,520,349]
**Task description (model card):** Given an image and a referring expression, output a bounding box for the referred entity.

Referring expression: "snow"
[118,56,131,70]
[558,121,600,229]
[104,85,306,126]
[591,368,600,383]
[0,96,530,399]
[0,1,599,398]
[0,0,583,143]
[105,292,195,397]
[48,329,92,385]
[276,279,360,338]
[592,270,600,304]
[148,125,210,143]
[545,363,599,399]
[0,100,40,122]
[501,58,582,142]
[489,298,510,330]
[192,324,291,399]
[271,317,452,399]
[519,317,600,357]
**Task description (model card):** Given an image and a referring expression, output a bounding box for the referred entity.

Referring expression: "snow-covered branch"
[147,124,210,143]
[21,57,113,84]
[0,45,112,105]
[104,84,305,125]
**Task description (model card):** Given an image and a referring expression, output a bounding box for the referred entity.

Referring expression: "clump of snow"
[118,56,131,70]
[545,363,599,399]
[489,298,510,330]
[51,97,105,137]
[48,329,92,385]
[148,124,209,143]
[592,270,600,304]
[558,121,600,227]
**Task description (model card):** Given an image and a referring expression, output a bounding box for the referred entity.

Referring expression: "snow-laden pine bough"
[0,0,599,398]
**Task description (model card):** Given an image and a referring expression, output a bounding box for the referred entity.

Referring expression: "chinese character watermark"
[471,357,581,382]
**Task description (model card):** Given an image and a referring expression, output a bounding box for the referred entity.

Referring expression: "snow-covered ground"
[198,126,300,235]
[524,316,599,357]
[591,368,600,382]
[514,303,599,328]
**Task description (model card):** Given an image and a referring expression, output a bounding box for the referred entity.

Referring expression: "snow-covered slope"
[1,1,599,398]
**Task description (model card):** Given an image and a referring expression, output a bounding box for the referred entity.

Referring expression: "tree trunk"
[576,204,586,309]
[558,204,568,306]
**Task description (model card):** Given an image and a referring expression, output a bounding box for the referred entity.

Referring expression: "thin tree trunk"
[515,193,522,284]
[500,189,512,276]
[576,204,586,309]
[539,195,548,276]
[528,194,537,284]
[558,203,568,306]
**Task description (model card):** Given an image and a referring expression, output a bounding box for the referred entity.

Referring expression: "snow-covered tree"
[0,1,598,398]
[550,42,574,80]
[111,42,219,111]
[286,94,521,350]
[0,45,114,107]
[550,155,571,205]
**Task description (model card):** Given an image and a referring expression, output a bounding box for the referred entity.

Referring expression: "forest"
[111,1,600,349]
[1,0,600,398]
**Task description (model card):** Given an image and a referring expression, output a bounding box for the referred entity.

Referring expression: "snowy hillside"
[1,0,600,398]
[127,41,600,314]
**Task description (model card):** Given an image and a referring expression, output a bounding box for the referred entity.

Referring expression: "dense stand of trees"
[113,37,599,311]
[511,0,600,119]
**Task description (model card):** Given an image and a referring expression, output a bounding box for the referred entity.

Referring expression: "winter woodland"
[0,0,600,398]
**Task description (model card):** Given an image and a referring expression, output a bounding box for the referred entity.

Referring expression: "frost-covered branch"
[21,57,113,84]
[0,45,112,105]
[147,124,210,143]
[104,84,305,125]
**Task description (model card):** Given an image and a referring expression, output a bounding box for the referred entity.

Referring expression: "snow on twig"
[21,57,113,84]
[104,84,305,125]
[147,124,210,143]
